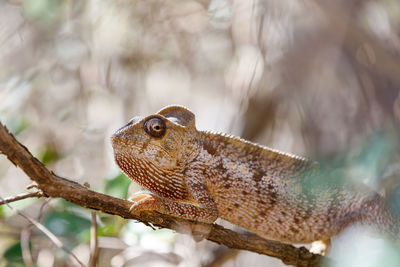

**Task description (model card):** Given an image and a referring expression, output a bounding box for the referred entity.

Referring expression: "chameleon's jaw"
[113,150,190,200]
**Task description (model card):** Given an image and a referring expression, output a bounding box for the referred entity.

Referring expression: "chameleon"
[111,105,399,246]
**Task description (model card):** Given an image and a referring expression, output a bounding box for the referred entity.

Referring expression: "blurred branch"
[0,122,327,267]
[0,191,43,205]
[89,212,99,267]
[21,227,34,267]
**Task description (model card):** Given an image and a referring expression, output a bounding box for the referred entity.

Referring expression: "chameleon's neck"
[194,132,315,181]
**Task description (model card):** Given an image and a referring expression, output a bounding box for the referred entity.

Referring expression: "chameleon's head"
[111,105,198,199]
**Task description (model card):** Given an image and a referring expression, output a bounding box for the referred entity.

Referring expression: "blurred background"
[0,0,400,266]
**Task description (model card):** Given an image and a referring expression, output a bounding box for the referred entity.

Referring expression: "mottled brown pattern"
[111,105,399,244]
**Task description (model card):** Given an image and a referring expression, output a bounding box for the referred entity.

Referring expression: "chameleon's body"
[111,105,398,244]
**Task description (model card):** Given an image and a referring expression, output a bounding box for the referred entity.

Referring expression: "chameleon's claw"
[129,193,161,213]
[129,192,154,203]
[128,192,213,242]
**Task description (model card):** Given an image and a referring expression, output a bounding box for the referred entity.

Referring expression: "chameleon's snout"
[110,132,119,145]
[110,133,121,152]
[110,128,129,152]
[111,116,144,148]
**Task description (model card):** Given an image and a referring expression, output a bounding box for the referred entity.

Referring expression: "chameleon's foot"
[310,239,331,255]
[129,193,163,213]
[129,192,154,202]
[128,189,216,243]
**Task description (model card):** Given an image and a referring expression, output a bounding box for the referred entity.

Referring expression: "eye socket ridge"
[144,117,167,138]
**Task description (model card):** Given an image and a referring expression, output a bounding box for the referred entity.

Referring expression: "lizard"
[111,105,399,248]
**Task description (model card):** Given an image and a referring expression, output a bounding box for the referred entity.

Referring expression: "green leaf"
[98,223,118,236]
[79,222,119,243]
[38,145,60,165]
[3,242,32,266]
[10,117,30,135]
[354,131,396,177]
[104,173,131,199]
[44,211,91,238]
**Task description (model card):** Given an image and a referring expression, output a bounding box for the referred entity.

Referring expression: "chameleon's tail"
[359,193,400,239]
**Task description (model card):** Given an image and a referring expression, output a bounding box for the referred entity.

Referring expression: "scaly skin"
[111,105,399,244]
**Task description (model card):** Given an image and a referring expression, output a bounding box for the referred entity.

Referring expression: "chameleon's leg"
[129,179,218,240]
[129,178,218,222]
[129,193,217,223]
[310,239,331,255]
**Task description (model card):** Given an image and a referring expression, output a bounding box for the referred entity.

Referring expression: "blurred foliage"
[104,173,131,199]
[349,130,398,184]
[38,144,61,166]
[6,117,30,136]
[3,242,32,267]
[0,206,4,219]
[22,0,64,28]
[388,182,400,218]
[44,211,90,243]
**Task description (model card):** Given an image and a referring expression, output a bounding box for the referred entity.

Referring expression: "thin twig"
[0,191,43,205]
[89,212,99,267]
[0,196,85,267]
[37,198,52,221]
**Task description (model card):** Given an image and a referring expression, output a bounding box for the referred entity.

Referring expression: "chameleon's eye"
[144,117,166,138]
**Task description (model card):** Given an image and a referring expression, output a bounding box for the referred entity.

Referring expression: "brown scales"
[111,105,399,246]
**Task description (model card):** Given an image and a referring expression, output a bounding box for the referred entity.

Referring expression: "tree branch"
[0,122,327,267]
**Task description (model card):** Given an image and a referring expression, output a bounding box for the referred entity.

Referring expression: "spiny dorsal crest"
[157,105,195,128]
